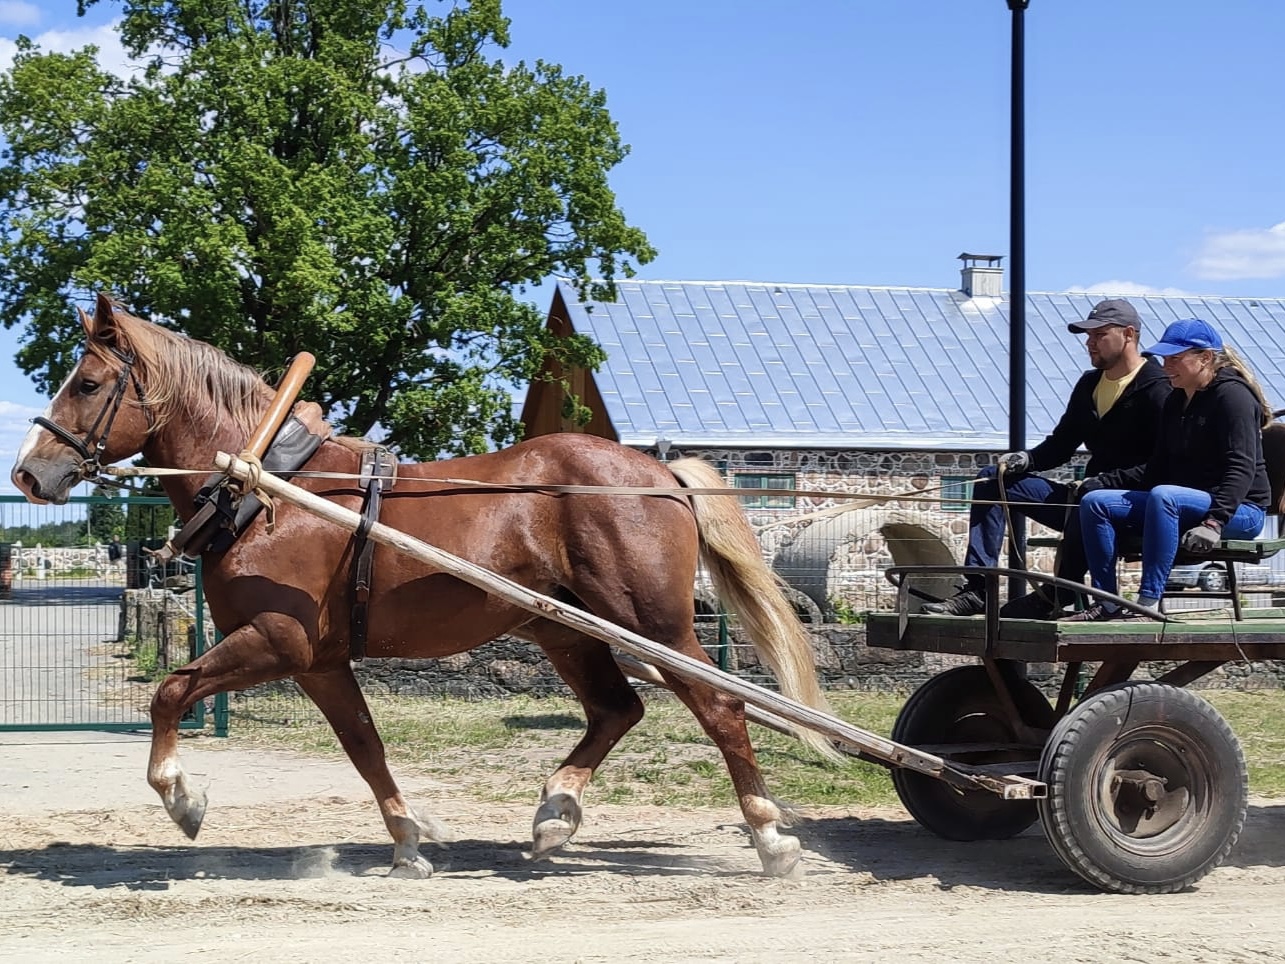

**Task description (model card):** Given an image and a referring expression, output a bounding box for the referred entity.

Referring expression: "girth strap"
[350,446,398,662]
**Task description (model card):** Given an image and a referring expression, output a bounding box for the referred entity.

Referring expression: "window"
[734,473,796,509]
[941,475,972,512]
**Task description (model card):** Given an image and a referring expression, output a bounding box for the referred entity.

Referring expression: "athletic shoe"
[921,589,985,617]
[999,591,1059,620]
[1059,603,1147,622]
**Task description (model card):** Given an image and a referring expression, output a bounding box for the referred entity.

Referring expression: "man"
[923,298,1172,618]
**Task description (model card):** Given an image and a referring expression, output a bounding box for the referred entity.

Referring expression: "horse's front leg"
[295,665,452,879]
[148,621,304,838]
[530,636,645,858]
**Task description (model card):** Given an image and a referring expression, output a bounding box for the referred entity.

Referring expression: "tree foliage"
[0,0,653,457]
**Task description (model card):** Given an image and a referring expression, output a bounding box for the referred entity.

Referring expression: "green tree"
[0,0,653,458]
[87,483,126,542]
[122,477,177,544]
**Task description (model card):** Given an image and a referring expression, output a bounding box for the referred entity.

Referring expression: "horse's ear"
[90,292,122,347]
[77,306,94,338]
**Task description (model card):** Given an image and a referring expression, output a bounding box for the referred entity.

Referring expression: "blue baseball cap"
[1143,318,1224,357]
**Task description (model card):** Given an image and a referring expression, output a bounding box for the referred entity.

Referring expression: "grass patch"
[229,687,1285,810]
[126,634,160,681]
[1202,690,1285,797]
[234,690,906,808]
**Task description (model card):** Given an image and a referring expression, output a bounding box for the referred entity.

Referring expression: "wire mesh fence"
[8,451,1285,735]
[0,491,210,731]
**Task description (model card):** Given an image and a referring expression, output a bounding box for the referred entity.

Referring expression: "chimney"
[958,252,1004,297]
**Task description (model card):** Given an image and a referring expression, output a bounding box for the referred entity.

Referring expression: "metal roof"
[554,279,1285,451]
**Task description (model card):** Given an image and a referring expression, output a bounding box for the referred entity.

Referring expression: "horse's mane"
[91,303,376,454]
[89,307,276,438]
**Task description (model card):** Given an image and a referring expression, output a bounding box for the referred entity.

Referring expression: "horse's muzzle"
[10,461,76,505]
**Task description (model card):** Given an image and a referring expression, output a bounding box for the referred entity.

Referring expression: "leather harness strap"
[350,446,398,661]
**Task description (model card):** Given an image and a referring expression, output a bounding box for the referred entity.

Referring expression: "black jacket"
[1098,367,1270,526]
[1028,360,1171,476]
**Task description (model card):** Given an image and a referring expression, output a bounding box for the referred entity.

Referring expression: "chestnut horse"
[10,294,835,878]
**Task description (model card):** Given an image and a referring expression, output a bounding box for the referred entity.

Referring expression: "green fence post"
[193,558,230,736]
[718,613,730,670]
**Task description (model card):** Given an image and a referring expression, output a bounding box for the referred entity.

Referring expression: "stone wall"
[344,622,1285,698]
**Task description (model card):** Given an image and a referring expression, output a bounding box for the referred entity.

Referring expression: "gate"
[0,492,222,733]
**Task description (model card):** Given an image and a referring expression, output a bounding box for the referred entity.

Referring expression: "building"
[519,257,1285,616]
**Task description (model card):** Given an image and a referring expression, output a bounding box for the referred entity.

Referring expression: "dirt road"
[2,731,1284,963]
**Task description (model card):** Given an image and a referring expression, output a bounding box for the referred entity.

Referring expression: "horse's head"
[11,293,155,504]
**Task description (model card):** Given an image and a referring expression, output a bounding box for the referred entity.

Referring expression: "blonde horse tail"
[668,457,841,762]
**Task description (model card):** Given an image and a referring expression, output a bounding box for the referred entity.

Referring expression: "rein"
[102,463,1078,511]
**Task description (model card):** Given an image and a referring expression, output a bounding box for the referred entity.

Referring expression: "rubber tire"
[1198,566,1229,593]
[891,665,1054,841]
[1037,682,1247,894]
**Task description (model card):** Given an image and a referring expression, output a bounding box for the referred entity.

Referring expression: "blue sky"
[2,0,1284,490]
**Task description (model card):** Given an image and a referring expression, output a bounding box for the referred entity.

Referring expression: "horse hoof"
[388,855,433,879]
[757,835,804,879]
[532,792,582,857]
[531,818,576,858]
[174,789,208,840]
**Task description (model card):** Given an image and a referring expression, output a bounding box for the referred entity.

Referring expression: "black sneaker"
[999,591,1058,620]
[921,589,985,617]
[1059,603,1147,623]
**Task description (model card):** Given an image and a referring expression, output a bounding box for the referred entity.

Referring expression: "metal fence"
[20,455,1275,734]
[0,492,217,732]
[0,463,1012,732]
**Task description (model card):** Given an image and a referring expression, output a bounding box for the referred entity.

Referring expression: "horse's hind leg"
[294,665,450,879]
[529,629,645,858]
[659,631,803,878]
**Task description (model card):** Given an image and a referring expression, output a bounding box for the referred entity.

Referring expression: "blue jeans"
[963,467,1084,594]
[1079,486,1267,601]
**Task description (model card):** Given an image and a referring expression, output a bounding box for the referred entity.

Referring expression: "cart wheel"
[1037,682,1247,894]
[891,665,1053,841]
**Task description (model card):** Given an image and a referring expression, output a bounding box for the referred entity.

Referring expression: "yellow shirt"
[1094,362,1147,417]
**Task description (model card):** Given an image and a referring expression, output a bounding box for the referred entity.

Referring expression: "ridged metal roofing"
[556,279,1285,451]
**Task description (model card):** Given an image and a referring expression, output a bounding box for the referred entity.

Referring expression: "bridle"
[31,345,155,483]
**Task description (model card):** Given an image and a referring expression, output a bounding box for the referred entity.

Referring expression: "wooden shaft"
[242,352,316,459]
[212,451,1041,799]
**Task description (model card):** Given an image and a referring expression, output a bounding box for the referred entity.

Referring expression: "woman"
[1066,318,1271,621]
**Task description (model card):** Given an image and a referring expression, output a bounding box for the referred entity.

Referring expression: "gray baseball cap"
[1069,299,1140,333]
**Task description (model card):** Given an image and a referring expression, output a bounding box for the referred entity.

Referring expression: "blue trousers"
[1079,485,1266,600]
[963,468,1084,594]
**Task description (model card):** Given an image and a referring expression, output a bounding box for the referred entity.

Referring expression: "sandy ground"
[2,731,1285,963]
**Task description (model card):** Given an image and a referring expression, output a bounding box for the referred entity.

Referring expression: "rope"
[100,462,1080,511]
[996,463,1027,573]
[231,450,276,533]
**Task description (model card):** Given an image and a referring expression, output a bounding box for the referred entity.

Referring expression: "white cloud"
[1190,222,1285,281]
[0,400,40,494]
[0,1,39,28]
[0,21,136,78]
[1066,280,1199,298]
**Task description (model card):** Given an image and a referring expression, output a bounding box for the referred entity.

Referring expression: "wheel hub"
[1107,766,1191,837]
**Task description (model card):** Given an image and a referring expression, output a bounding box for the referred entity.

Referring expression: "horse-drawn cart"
[863,563,1276,895]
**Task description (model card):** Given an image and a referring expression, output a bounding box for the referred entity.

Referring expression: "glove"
[998,451,1032,474]
[1075,476,1107,502]
[1180,518,1223,554]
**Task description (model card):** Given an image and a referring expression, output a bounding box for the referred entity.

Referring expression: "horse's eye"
[78,379,100,395]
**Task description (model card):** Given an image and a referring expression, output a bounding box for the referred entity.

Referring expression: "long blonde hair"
[1215,346,1275,427]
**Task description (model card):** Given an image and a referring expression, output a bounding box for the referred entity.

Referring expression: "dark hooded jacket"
[1096,366,1271,526]
[1028,359,1172,476]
